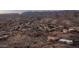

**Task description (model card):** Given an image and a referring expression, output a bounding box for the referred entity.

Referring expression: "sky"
[0,10,26,14]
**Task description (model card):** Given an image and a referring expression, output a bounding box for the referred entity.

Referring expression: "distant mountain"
[22,11,64,16]
[22,11,53,16]
[22,10,79,16]
[0,10,79,17]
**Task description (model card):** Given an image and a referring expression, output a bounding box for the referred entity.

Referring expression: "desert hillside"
[0,11,79,48]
